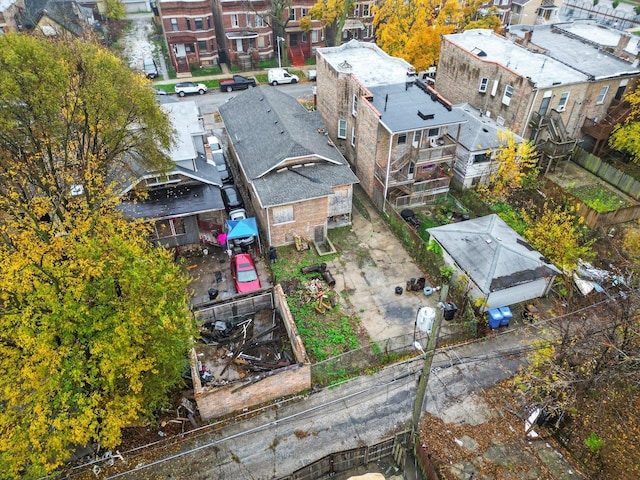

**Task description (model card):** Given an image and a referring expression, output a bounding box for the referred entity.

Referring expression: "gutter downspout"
[522,86,540,140]
[382,133,393,212]
[266,206,272,247]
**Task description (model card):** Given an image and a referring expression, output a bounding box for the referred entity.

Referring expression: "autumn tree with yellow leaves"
[300,0,355,47]
[373,0,501,71]
[609,85,640,163]
[0,34,196,478]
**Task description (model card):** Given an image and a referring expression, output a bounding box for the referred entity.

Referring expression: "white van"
[267,68,299,86]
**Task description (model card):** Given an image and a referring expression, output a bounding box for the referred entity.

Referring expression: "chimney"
[523,30,533,46]
[615,33,631,58]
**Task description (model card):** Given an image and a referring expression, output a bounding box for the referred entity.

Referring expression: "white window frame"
[231,14,239,27]
[338,119,347,139]
[255,14,264,27]
[362,4,370,16]
[596,86,609,105]
[351,127,356,147]
[289,8,295,21]
[154,218,186,239]
[246,14,252,27]
[301,7,308,17]
[557,91,570,112]
[312,29,319,43]
[490,79,499,97]
[352,94,358,117]
[354,4,360,16]
[170,18,178,31]
[273,205,294,225]
[502,85,513,106]
[479,77,488,93]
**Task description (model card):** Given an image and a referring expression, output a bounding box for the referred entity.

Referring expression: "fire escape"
[529,109,577,173]
[581,100,632,157]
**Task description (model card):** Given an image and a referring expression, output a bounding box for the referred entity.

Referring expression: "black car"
[212,151,233,184]
[222,185,244,211]
[219,75,257,92]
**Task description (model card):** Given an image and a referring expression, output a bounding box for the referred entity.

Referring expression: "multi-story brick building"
[0,0,24,33]
[316,41,467,210]
[158,0,219,74]
[436,27,640,166]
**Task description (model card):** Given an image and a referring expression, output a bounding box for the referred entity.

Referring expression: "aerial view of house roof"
[317,39,416,88]
[367,82,468,133]
[219,87,359,208]
[454,103,524,152]
[444,29,589,88]
[509,23,640,80]
[428,214,560,294]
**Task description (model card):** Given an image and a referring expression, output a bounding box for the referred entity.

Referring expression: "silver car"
[174,82,208,97]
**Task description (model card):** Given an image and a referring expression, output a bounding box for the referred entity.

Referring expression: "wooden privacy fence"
[278,431,410,480]
[572,148,640,201]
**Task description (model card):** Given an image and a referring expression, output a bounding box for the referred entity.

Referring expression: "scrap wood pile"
[300,276,337,314]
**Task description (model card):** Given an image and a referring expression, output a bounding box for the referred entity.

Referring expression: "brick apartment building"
[436,27,640,167]
[157,0,376,72]
[316,41,467,211]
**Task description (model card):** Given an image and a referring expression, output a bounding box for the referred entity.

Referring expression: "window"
[186,18,191,30]
[413,130,420,147]
[427,127,439,138]
[338,119,347,139]
[231,14,239,27]
[398,133,407,145]
[194,17,203,30]
[362,4,370,16]
[256,15,263,27]
[273,205,294,224]
[353,4,360,16]
[185,43,194,53]
[479,77,488,93]
[557,92,570,112]
[312,29,319,43]
[302,33,307,42]
[246,14,252,27]
[502,85,513,106]
[538,91,552,116]
[207,17,211,29]
[170,18,178,31]
[615,79,628,101]
[490,79,498,97]
[198,40,208,52]
[596,86,609,105]
[154,218,186,239]
[473,152,490,163]
[302,7,308,16]
[352,94,358,116]
[289,8,295,21]
[351,127,356,146]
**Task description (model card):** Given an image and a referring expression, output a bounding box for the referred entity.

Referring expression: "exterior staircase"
[582,100,632,157]
[288,46,305,67]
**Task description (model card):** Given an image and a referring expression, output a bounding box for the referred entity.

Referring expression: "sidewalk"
[153,64,316,86]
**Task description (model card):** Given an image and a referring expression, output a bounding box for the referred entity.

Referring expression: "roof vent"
[338,59,352,70]
[472,47,487,57]
[417,110,435,120]
[482,127,489,133]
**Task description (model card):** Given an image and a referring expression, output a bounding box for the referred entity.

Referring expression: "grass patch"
[569,184,629,213]
[191,65,222,76]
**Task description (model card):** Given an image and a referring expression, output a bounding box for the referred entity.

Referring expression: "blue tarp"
[226,217,258,240]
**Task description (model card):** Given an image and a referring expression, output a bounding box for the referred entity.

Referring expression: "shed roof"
[219,87,359,208]
[428,214,560,294]
[454,103,523,152]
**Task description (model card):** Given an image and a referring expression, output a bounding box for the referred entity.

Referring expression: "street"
[92,329,532,479]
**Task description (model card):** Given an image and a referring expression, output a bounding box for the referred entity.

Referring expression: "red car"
[230,253,261,293]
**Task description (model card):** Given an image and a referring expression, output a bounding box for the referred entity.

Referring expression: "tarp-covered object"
[226,217,258,240]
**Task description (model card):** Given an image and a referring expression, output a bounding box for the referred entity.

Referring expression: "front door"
[538,95,551,116]
[290,33,298,46]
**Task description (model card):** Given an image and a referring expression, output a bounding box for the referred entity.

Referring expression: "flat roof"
[444,29,589,88]
[160,101,205,163]
[509,23,640,80]
[317,40,415,88]
[367,82,467,133]
[454,103,523,151]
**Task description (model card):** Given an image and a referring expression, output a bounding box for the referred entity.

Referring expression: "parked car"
[174,82,207,97]
[307,69,317,81]
[267,68,299,86]
[143,57,158,79]
[230,253,261,293]
[229,208,246,221]
[222,184,244,210]
[207,135,223,155]
[219,75,257,92]
[212,151,233,184]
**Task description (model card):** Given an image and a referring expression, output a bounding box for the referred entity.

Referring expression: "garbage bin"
[207,288,219,301]
[487,308,503,329]
[443,302,458,321]
[499,306,513,326]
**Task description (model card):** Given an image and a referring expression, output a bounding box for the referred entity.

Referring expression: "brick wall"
[269,197,328,247]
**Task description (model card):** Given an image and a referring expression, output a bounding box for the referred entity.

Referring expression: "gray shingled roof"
[428,214,560,294]
[454,103,523,152]
[219,87,359,208]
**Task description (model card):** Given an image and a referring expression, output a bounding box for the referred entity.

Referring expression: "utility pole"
[411,284,449,444]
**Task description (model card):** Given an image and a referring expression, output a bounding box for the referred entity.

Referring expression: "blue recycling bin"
[487,308,503,329]
[499,306,513,326]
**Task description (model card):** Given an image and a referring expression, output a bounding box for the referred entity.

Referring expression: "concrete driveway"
[326,186,440,342]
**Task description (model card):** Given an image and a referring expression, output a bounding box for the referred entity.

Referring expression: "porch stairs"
[537,110,577,173]
[288,46,305,67]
